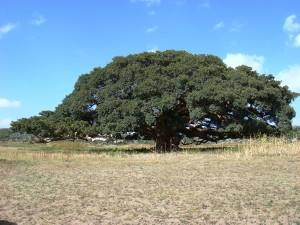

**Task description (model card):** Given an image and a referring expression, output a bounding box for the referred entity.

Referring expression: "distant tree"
[11,115,54,140]
[11,112,90,140]
[11,51,298,151]
[0,128,13,141]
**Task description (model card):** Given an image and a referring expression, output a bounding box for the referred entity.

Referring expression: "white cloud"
[148,10,156,16]
[283,15,300,33]
[283,15,300,47]
[0,118,12,128]
[146,25,159,33]
[213,21,224,30]
[223,53,265,73]
[229,22,243,32]
[278,65,300,92]
[293,33,300,47]
[130,0,161,7]
[0,23,17,38]
[32,15,47,26]
[0,97,21,108]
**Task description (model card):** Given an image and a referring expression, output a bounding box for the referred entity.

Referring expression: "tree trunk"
[152,97,189,152]
[155,136,171,152]
[155,134,180,152]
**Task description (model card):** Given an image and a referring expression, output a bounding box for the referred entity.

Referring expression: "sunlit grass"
[217,137,300,160]
[0,138,299,224]
[0,137,299,161]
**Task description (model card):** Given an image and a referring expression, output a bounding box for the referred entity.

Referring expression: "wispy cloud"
[148,10,156,16]
[146,25,159,33]
[130,0,161,7]
[223,53,265,73]
[0,118,12,128]
[199,1,210,8]
[283,14,300,48]
[0,97,21,108]
[229,22,243,32]
[0,23,17,38]
[175,0,187,6]
[32,15,47,26]
[213,21,243,32]
[213,21,224,30]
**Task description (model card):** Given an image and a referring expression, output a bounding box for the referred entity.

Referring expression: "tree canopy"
[11,50,298,151]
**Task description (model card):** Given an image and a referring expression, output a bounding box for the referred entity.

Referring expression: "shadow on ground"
[87,145,238,154]
[184,145,238,153]
[0,220,17,225]
[87,147,151,155]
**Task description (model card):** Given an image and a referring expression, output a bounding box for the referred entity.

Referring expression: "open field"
[0,139,300,224]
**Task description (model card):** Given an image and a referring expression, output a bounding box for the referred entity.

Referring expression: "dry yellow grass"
[0,139,300,224]
[0,141,154,161]
[218,137,300,160]
[1,137,299,161]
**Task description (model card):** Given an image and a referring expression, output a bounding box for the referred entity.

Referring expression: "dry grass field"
[0,139,300,225]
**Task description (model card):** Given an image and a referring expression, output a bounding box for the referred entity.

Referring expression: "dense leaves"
[11,51,298,150]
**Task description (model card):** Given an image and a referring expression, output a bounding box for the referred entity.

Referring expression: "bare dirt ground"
[0,142,300,224]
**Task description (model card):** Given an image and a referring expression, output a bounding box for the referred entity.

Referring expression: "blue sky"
[1,0,300,128]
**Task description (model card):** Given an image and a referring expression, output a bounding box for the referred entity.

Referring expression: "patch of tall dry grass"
[0,137,299,161]
[220,137,300,159]
[0,151,107,161]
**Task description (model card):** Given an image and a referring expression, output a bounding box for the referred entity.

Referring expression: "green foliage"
[11,112,91,140]
[0,128,13,141]
[11,50,298,150]
[289,126,300,138]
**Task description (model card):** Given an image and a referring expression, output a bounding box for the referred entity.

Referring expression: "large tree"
[12,51,298,151]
